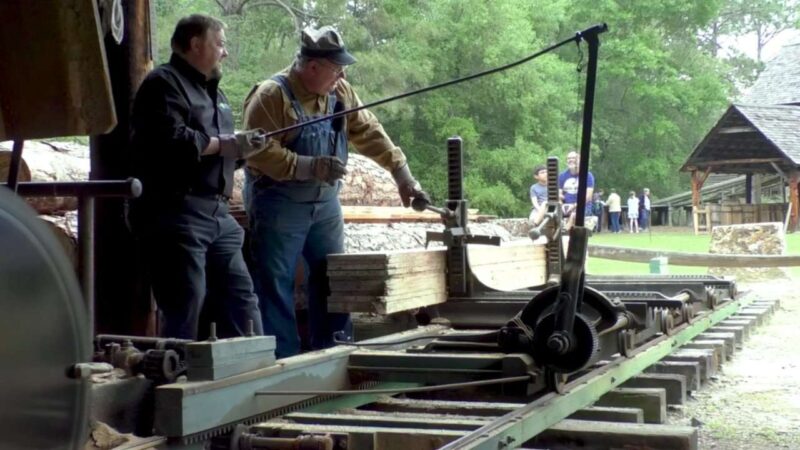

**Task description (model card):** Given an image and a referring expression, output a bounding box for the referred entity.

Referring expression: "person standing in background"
[558,151,595,231]
[529,164,548,226]
[639,188,651,231]
[606,188,621,233]
[627,191,640,233]
[592,188,605,232]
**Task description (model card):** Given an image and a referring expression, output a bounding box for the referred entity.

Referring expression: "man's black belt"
[186,192,230,203]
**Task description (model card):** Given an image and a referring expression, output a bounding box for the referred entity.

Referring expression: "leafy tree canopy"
[152,0,794,216]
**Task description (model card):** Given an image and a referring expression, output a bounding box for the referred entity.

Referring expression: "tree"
[719,0,799,62]
[150,0,771,216]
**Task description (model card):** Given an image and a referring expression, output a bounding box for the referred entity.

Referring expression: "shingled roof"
[742,41,800,106]
[681,104,800,174]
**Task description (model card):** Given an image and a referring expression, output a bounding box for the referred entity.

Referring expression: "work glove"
[392,163,430,208]
[219,128,268,160]
[295,155,347,185]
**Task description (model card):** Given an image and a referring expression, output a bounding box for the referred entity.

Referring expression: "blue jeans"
[246,180,352,358]
[609,212,621,232]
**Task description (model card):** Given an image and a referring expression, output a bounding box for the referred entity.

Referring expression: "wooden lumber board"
[596,388,667,424]
[329,272,445,296]
[328,248,446,268]
[532,420,698,450]
[327,256,445,278]
[646,362,701,391]
[327,265,444,279]
[466,241,546,265]
[341,206,488,223]
[328,285,446,303]
[621,374,687,406]
[328,290,447,314]
[469,242,547,290]
[327,248,446,314]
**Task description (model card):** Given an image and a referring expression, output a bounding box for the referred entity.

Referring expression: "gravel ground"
[668,280,800,449]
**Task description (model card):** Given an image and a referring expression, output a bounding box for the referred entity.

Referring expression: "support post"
[789,171,799,232]
[745,174,753,204]
[90,0,154,335]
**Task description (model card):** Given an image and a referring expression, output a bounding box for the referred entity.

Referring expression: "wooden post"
[789,171,799,232]
[90,0,154,335]
[745,174,753,204]
[690,168,711,208]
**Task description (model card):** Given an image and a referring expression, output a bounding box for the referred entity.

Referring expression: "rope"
[261,30,593,140]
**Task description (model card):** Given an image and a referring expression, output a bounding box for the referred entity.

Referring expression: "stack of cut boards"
[327,247,447,315]
[327,241,547,314]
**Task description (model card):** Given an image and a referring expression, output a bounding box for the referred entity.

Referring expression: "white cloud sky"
[720,28,800,62]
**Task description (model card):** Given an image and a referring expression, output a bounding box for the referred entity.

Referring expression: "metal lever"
[411,196,455,219]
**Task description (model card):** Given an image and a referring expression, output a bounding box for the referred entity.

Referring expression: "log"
[0,140,90,213]
[39,212,78,269]
[468,241,547,290]
[231,153,401,208]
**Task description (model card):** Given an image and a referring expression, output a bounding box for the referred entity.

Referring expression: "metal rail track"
[225,295,773,450]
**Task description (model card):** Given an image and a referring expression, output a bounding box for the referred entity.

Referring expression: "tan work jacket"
[242,66,406,180]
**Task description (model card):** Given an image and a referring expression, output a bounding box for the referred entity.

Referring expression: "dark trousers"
[639,209,650,230]
[140,195,263,340]
[609,212,621,232]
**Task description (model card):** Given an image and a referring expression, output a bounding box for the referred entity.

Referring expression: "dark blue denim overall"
[244,75,351,358]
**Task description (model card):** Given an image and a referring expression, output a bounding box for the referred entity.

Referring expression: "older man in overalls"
[242,26,429,358]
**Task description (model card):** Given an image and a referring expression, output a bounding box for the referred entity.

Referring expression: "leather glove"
[219,128,268,159]
[392,163,430,208]
[295,155,347,185]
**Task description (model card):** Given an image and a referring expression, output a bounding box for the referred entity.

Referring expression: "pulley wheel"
[531,313,599,373]
[0,188,89,449]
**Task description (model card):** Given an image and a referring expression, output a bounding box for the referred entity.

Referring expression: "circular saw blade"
[0,188,89,449]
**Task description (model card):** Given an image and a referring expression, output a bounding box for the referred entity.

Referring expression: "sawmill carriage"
[0,2,759,450]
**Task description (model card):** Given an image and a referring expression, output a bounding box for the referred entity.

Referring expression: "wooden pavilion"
[681,41,800,232]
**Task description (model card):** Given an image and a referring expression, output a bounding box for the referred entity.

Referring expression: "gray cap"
[300,26,357,66]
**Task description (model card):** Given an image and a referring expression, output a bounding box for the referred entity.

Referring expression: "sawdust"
[668,280,800,449]
[83,421,130,450]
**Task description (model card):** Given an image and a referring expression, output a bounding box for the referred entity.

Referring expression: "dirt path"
[668,280,800,449]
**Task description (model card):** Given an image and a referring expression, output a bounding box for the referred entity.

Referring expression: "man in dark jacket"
[130,14,266,339]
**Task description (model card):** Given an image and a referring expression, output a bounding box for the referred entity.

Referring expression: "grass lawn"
[586,226,800,277]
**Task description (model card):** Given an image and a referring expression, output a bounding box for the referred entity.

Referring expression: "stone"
[707,222,789,281]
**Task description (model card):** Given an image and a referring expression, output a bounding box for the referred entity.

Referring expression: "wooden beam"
[691,157,783,166]
[789,171,799,232]
[717,126,757,134]
[533,420,698,450]
[588,244,800,267]
[595,388,666,424]
[770,162,788,181]
[690,168,711,208]
[92,0,154,336]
